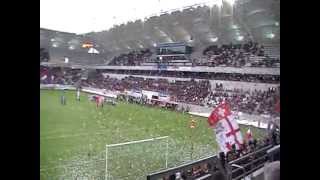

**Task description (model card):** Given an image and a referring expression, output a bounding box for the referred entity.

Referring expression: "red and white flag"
[208,101,243,153]
[41,75,47,80]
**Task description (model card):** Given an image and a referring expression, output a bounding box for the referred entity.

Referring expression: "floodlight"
[210,37,218,42]
[237,36,244,41]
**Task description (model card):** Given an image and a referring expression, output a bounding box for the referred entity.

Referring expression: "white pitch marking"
[41,131,107,140]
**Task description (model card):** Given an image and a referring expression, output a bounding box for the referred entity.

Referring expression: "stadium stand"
[40,48,50,62]
[93,41,279,68]
[98,69,280,84]
[108,49,153,66]
[40,66,279,116]
[263,43,280,60]
[205,87,279,115]
[201,41,263,67]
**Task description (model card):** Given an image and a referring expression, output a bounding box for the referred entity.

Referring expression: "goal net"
[106,136,169,180]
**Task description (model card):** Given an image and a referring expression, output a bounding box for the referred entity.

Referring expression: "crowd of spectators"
[40,67,209,105]
[40,66,82,85]
[82,75,211,105]
[250,56,280,68]
[223,124,280,165]
[205,85,279,115]
[106,41,279,68]
[202,44,250,67]
[109,49,152,66]
[40,67,279,115]
[100,69,280,84]
[162,162,212,180]
[199,41,279,68]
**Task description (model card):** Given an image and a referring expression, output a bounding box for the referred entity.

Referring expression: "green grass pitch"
[40,89,265,180]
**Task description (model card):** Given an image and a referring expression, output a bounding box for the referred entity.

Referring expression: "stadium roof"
[85,0,279,54]
[41,0,224,34]
[41,0,279,57]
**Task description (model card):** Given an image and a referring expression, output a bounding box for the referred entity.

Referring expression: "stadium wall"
[40,84,118,98]
[94,66,280,75]
[40,62,280,76]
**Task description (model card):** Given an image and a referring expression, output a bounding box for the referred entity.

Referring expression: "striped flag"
[208,101,244,153]
[41,75,47,80]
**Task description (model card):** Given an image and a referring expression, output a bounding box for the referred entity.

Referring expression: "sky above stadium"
[40,0,221,34]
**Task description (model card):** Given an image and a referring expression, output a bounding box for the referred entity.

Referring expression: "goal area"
[105,136,169,180]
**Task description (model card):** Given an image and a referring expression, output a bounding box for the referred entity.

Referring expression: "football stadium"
[40,0,280,179]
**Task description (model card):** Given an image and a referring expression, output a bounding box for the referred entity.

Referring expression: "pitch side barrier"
[40,84,76,90]
[40,84,117,98]
[147,145,280,180]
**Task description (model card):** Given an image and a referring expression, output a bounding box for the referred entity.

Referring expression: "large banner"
[141,90,159,100]
[158,93,170,102]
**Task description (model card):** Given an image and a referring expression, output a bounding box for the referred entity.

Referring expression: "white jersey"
[77,90,80,98]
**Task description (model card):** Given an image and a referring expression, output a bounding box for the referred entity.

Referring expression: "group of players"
[60,88,106,108]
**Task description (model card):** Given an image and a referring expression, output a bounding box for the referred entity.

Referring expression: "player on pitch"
[61,89,66,105]
[96,95,104,108]
[76,88,80,101]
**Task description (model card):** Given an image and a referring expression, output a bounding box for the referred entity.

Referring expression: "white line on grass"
[40,158,105,172]
[41,131,107,140]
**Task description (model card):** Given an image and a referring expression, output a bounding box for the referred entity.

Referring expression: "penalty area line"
[41,131,107,140]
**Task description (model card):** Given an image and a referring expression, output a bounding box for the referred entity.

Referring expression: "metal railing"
[228,145,273,180]
[146,145,280,180]
[147,155,226,180]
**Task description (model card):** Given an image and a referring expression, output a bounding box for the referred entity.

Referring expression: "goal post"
[105,136,169,180]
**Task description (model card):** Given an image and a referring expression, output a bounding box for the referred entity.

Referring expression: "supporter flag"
[208,101,243,153]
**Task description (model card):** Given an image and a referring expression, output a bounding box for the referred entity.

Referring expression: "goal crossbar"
[106,136,169,148]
